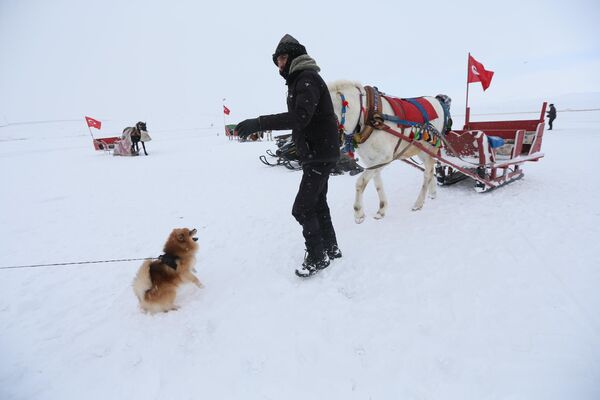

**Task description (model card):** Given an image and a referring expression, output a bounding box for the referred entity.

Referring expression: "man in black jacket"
[236,34,341,277]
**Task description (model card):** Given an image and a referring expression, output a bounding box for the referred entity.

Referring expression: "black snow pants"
[292,162,338,256]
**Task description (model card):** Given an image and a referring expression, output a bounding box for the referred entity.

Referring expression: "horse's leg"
[412,154,435,211]
[141,141,148,155]
[373,169,388,220]
[427,158,437,199]
[354,169,376,224]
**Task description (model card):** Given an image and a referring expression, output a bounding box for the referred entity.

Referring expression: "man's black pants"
[292,162,338,256]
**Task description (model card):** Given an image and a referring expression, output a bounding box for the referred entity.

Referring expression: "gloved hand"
[235,118,261,138]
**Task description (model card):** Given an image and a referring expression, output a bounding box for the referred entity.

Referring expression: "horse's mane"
[327,79,363,93]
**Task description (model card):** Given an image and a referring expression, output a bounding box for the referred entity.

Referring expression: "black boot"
[326,244,342,260]
[295,249,330,277]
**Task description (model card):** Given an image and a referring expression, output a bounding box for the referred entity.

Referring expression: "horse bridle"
[336,87,368,154]
[336,87,365,136]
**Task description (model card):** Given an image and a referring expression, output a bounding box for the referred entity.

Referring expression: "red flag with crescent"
[468,55,494,91]
[85,116,101,129]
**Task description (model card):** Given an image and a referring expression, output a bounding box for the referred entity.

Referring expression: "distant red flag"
[468,54,494,91]
[223,105,230,115]
[85,116,101,129]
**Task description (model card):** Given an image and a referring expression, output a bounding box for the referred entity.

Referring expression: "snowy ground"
[1,110,599,400]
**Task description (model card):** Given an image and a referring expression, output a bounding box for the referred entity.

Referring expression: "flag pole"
[465,52,471,128]
[85,117,95,139]
[222,98,227,138]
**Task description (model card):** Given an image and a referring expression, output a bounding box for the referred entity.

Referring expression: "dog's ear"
[177,233,185,242]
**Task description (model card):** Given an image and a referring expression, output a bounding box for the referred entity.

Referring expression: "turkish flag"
[468,54,494,91]
[223,105,230,115]
[85,116,101,129]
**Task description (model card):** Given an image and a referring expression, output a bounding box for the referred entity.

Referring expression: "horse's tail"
[407,96,447,139]
[435,94,452,134]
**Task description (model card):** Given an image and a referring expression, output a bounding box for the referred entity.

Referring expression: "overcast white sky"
[1,0,599,125]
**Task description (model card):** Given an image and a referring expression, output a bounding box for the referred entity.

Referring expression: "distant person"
[547,103,557,130]
[235,34,341,278]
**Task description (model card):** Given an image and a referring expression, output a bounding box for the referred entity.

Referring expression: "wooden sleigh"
[432,103,547,192]
[92,136,120,151]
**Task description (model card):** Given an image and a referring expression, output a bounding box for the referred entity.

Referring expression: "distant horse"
[328,80,449,223]
[123,121,151,155]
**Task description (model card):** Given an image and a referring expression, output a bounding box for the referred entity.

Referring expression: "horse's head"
[327,80,364,137]
[136,121,147,132]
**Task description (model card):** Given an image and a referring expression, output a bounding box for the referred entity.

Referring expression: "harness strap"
[382,115,422,127]
[338,93,347,129]
[356,85,365,133]
[158,253,179,270]
[354,86,382,144]
[366,136,415,170]
[337,92,358,155]
[405,98,431,123]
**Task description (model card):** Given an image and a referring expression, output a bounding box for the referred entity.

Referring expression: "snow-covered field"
[1,110,599,399]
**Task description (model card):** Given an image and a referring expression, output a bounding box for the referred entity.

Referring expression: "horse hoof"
[411,206,423,211]
[355,215,365,224]
[374,212,385,220]
[429,193,437,200]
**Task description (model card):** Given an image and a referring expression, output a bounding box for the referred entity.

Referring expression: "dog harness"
[158,253,179,270]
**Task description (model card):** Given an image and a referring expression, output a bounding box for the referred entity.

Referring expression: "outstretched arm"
[259,75,320,131]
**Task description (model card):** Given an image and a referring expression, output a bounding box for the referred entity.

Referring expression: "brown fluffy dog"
[132,228,203,313]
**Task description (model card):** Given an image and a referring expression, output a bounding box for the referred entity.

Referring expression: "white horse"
[328,80,446,224]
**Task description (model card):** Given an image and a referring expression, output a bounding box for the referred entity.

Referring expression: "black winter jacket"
[259,69,340,164]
